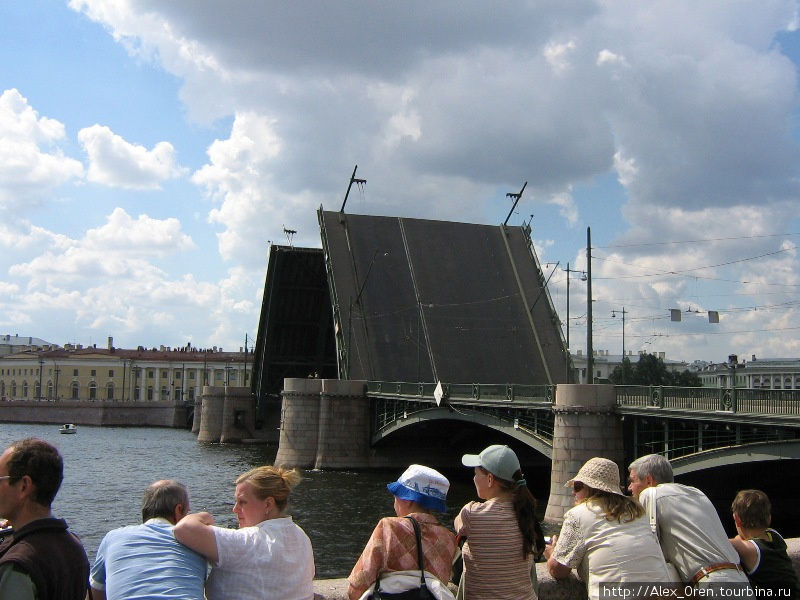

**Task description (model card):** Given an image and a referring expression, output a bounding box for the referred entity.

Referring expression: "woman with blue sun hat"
[347,464,458,600]
[455,444,543,600]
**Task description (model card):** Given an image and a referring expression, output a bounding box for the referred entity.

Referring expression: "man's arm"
[173,512,219,564]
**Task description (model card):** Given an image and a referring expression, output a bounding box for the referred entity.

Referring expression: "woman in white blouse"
[543,457,671,600]
[174,465,315,600]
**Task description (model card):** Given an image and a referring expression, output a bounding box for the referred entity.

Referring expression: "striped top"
[454,498,535,600]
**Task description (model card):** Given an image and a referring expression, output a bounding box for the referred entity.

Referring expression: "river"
[0,424,539,578]
[2,424,796,579]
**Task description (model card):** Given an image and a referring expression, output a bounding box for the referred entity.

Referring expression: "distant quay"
[0,398,191,428]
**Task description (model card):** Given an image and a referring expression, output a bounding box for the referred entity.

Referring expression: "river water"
[2,424,796,579]
[0,424,534,578]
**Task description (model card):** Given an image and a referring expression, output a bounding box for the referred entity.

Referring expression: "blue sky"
[1,0,799,364]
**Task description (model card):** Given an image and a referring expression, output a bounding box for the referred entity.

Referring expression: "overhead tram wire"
[591,245,797,280]
[596,231,800,249]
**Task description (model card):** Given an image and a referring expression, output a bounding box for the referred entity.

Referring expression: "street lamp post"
[53,363,60,401]
[563,263,587,383]
[611,307,627,358]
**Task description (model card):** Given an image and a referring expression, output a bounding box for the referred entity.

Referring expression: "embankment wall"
[0,399,189,428]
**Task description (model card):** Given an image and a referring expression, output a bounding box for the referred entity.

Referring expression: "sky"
[1,0,800,365]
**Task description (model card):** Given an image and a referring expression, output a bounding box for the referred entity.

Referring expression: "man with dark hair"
[628,453,750,588]
[0,437,89,599]
[90,479,206,600]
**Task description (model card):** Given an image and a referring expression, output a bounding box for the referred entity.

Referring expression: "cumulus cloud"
[35,0,800,359]
[0,89,84,209]
[78,124,187,189]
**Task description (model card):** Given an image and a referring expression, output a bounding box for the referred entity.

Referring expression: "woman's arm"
[173,512,219,564]
[543,534,573,579]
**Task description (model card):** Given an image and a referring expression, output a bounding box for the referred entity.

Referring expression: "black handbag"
[368,516,433,599]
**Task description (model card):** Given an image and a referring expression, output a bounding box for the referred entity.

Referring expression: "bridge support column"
[544,384,623,524]
[275,379,370,469]
[191,394,202,434]
[197,386,225,443]
[314,379,370,469]
[220,386,256,443]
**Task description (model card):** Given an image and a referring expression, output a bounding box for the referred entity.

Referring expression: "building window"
[216,371,223,381]
[160,386,168,401]
[71,383,79,399]
[89,382,97,400]
[73,369,78,376]
[176,372,182,379]
[161,370,168,378]
[12,382,17,397]
[134,386,140,400]
[147,386,153,401]
[188,388,195,401]
[108,370,114,377]
[174,387,182,401]
[189,371,195,379]
[229,371,237,381]
[148,370,154,378]
[34,382,40,399]
[1,381,5,396]
[47,381,53,399]
[22,382,28,398]
[107,382,114,400]
[91,370,96,377]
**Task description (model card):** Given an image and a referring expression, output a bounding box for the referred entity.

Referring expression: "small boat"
[59,423,77,434]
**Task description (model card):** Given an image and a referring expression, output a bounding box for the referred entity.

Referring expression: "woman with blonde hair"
[174,465,314,600]
[544,457,671,600]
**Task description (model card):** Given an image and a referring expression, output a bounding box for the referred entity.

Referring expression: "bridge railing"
[367,381,555,441]
[615,385,800,415]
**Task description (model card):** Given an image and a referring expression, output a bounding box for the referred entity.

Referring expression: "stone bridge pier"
[275,378,371,469]
[544,384,623,524]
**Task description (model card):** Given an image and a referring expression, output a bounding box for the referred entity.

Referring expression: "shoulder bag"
[368,516,433,600]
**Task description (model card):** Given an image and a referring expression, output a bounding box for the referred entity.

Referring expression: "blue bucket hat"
[386,464,450,513]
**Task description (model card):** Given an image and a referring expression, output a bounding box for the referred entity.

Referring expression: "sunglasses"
[572,481,585,493]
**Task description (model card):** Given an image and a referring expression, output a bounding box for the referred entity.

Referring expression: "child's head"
[731,489,771,529]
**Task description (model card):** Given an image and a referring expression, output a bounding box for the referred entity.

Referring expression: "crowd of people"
[0,437,797,600]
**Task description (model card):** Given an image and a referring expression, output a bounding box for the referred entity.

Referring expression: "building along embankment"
[311,538,800,600]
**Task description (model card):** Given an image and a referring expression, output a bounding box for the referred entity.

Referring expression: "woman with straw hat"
[544,457,671,600]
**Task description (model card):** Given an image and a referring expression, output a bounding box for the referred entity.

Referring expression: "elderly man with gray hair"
[90,480,207,600]
[628,454,750,588]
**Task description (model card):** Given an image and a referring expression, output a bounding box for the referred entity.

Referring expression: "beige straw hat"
[564,457,624,496]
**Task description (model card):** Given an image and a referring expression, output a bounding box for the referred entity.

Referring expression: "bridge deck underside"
[321,211,568,384]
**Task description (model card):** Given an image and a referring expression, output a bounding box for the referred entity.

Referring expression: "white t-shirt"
[639,483,748,585]
[553,500,671,600]
[206,516,315,600]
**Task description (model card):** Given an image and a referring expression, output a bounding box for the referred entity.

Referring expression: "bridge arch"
[373,406,553,459]
[671,440,800,475]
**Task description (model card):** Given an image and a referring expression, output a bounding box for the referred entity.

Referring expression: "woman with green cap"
[455,444,542,600]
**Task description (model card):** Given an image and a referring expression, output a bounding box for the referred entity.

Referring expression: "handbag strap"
[373,515,428,594]
[405,516,428,588]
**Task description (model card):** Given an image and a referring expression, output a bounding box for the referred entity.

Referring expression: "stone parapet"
[312,540,800,599]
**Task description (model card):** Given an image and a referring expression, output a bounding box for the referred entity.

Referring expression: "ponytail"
[497,470,543,558]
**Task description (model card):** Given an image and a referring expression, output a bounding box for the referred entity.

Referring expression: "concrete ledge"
[312,539,800,600]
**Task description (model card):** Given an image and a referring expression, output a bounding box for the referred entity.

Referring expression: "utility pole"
[339,165,367,213]
[503,182,528,226]
[586,227,593,383]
